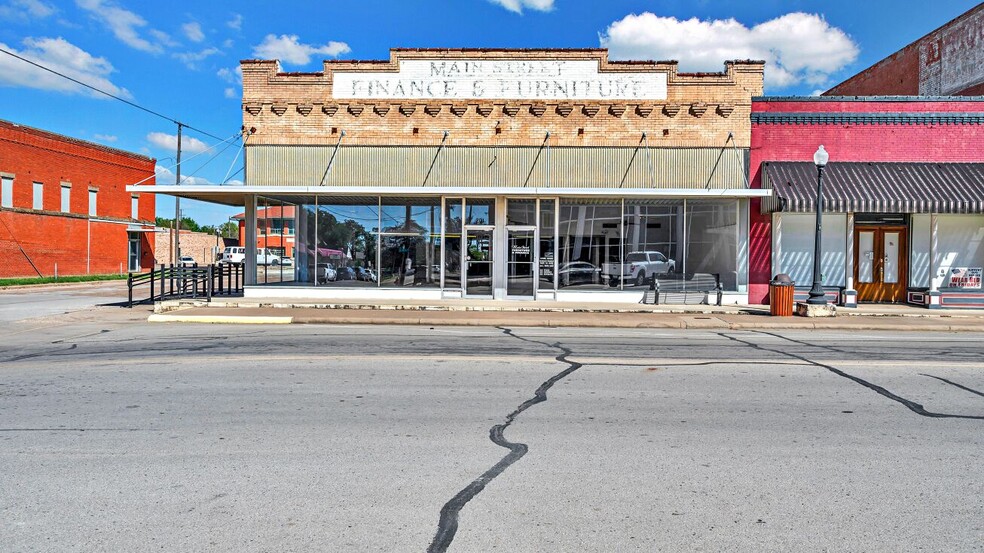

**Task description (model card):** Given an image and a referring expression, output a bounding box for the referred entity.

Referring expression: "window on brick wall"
[131,196,139,219]
[1,176,11,208]
[33,182,43,210]
[88,189,97,216]
[61,184,71,213]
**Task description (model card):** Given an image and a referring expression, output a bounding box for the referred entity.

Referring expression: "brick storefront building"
[134,49,766,303]
[750,97,984,308]
[0,119,156,278]
[825,4,983,97]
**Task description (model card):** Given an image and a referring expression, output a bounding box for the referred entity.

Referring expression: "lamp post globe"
[807,145,829,305]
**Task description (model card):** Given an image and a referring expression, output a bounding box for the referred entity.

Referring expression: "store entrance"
[855,225,907,302]
[464,226,493,297]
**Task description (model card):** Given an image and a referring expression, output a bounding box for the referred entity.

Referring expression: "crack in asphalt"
[722,332,984,420]
[920,374,984,399]
[3,343,77,364]
[427,327,583,553]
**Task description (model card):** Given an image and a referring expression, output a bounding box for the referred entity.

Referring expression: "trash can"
[769,274,795,316]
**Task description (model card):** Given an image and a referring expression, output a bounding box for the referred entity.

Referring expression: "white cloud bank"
[147,131,210,155]
[75,0,172,54]
[0,37,130,97]
[252,34,350,66]
[600,12,859,89]
[487,0,553,14]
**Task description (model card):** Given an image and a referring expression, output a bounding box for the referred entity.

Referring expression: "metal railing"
[127,263,243,307]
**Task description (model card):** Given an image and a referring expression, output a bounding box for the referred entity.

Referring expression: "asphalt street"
[1,295,983,551]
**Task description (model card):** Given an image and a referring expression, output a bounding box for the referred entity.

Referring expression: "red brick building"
[0,119,156,278]
[232,205,296,259]
[750,97,984,308]
[824,4,984,96]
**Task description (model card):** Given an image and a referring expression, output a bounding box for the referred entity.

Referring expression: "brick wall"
[154,230,235,266]
[241,50,764,151]
[0,120,155,278]
[748,97,984,303]
[825,4,983,96]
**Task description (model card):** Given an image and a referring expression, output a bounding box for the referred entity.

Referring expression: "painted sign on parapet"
[332,59,668,100]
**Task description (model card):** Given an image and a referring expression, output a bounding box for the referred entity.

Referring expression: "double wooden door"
[855,226,907,303]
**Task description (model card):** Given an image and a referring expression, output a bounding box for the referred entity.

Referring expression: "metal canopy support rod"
[320,130,346,186]
[422,130,449,187]
[619,132,646,188]
[522,131,551,188]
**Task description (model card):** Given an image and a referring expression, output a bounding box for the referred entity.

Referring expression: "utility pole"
[173,123,183,264]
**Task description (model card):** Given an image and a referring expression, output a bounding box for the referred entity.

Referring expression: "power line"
[0,46,226,143]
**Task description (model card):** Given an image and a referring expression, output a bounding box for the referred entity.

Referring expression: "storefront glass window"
[539,199,556,291]
[685,201,738,291]
[558,200,621,290]
[444,198,462,290]
[315,199,380,287]
[623,200,683,289]
[379,198,440,288]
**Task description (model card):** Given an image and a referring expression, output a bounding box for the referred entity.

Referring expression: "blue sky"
[0,0,978,225]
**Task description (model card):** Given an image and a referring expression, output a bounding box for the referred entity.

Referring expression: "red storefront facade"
[750,97,984,307]
[0,119,156,278]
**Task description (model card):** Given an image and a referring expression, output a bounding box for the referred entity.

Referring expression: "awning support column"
[843,212,857,307]
[929,213,941,309]
[244,195,257,285]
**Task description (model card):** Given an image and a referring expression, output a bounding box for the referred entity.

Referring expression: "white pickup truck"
[219,247,282,266]
[603,251,676,286]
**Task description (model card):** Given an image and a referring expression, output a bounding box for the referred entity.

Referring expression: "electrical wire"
[130,131,244,186]
[0,46,226,143]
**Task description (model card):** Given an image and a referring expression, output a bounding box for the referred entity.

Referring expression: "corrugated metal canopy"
[245,145,749,189]
[762,162,984,214]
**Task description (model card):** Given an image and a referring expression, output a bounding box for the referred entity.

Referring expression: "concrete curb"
[146,309,984,332]
[147,314,293,324]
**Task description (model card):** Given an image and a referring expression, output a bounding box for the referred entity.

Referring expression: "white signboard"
[332,59,668,101]
[947,267,983,289]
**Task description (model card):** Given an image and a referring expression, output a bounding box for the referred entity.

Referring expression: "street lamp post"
[807,145,829,305]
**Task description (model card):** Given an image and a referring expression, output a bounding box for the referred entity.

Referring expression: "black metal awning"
[761,162,984,214]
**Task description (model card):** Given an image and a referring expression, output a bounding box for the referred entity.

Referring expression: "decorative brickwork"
[240,49,764,150]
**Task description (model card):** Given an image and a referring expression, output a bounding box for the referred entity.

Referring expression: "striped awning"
[761,162,984,214]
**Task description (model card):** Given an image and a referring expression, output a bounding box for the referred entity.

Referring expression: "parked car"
[336,266,356,281]
[280,257,293,266]
[604,251,676,286]
[357,267,377,282]
[558,261,601,286]
[256,248,281,266]
[317,263,337,284]
[178,255,196,266]
[219,246,246,265]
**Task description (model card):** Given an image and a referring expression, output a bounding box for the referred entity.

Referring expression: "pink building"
[750,96,984,308]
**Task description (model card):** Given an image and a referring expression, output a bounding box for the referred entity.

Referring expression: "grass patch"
[0,274,129,287]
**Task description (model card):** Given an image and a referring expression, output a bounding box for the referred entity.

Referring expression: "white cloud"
[173,47,220,70]
[252,34,350,66]
[222,38,233,49]
[216,66,242,84]
[75,0,169,54]
[182,21,204,43]
[94,133,117,142]
[488,0,553,14]
[155,164,213,185]
[599,12,859,89]
[0,37,130,98]
[147,131,210,155]
[224,87,236,99]
[0,0,55,20]
[226,13,242,31]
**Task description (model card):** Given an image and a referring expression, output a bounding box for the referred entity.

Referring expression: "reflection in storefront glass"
[558,202,621,290]
[539,199,556,290]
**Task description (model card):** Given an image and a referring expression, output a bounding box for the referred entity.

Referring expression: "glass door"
[128,236,141,272]
[507,227,536,298]
[465,226,493,297]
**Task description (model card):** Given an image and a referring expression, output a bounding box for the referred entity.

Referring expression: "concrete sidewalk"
[148,298,984,331]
